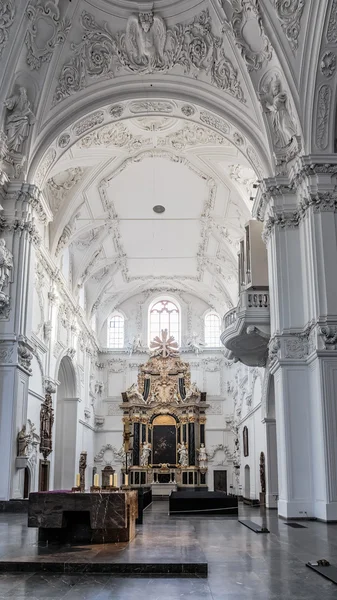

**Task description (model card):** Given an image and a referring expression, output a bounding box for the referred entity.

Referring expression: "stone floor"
[1,501,337,599]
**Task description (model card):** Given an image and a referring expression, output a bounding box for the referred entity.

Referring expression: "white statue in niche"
[140,442,151,467]
[178,442,188,467]
[198,443,207,469]
[4,87,36,153]
[260,75,297,149]
[0,239,13,292]
[125,12,167,72]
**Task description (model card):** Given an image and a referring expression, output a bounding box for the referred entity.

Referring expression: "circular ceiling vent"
[153,205,165,214]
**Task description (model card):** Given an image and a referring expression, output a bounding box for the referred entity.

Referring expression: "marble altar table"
[28,491,138,544]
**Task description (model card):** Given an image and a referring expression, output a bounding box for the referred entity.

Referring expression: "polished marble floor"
[1,501,337,599]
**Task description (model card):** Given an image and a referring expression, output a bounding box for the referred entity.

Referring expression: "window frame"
[204,311,221,348]
[107,312,125,349]
[148,297,181,347]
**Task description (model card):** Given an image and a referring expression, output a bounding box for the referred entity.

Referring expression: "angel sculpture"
[125,11,167,72]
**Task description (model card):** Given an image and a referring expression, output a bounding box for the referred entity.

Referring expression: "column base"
[314,501,337,522]
[278,499,314,520]
[278,499,337,521]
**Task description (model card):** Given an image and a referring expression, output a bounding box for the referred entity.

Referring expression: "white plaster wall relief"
[25,0,71,70]
[327,0,337,43]
[274,0,305,51]
[94,444,125,465]
[259,70,300,166]
[229,0,273,71]
[53,10,245,104]
[55,206,83,257]
[0,238,13,317]
[18,339,34,374]
[45,168,84,216]
[320,51,336,79]
[0,342,14,363]
[35,149,56,188]
[316,85,332,150]
[0,1,15,58]
[73,112,105,137]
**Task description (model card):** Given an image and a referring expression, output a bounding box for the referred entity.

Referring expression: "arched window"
[204,312,221,347]
[107,313,124,348]
[149,299,180,345]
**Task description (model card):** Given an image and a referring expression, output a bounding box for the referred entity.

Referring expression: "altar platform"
[0,505,207,576]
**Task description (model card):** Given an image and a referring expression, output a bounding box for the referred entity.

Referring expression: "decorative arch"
[28,93,273,188]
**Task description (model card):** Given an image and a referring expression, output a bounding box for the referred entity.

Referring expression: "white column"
[0,182,50,500]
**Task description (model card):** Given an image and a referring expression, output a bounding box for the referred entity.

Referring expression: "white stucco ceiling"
[44,112,256,324]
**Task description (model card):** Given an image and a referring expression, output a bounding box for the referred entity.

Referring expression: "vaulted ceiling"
[44,115,256,325]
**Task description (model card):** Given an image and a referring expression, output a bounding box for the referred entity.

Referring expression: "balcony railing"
[224,308,237,328]
[223,290,270,330]
[247,292,269,309]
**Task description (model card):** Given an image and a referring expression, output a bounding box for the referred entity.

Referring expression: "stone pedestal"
[28,491,138,543]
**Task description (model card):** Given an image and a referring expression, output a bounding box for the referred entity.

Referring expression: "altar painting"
[152,415,177,465]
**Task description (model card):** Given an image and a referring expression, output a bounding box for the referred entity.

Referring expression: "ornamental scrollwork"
[0,238,13,317]
[53,10,245,105]
[25,0,71,70]
[274,0,305,51]
[230,0,273,71]
[0,1,15,59]
[316,85,332,151]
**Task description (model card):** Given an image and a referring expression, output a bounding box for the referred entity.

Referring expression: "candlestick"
[109,474,113,486]
[125,474,129,486]
[113,473,118,487]
[75,473,80,488]
[94,473,99,487]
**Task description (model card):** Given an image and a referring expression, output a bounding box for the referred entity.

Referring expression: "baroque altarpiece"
[121,332,208,489]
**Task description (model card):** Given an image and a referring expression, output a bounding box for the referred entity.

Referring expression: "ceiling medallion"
[153,205,165,214]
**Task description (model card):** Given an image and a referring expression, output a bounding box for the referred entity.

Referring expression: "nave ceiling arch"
[1,0,337,335]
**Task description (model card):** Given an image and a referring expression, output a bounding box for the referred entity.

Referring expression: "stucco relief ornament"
[274,0,305,51]
[320,51,336,79]
[53,10,244,104]
[0,1,15,58]
[316,85,332,151]
[259,73,300,164]
[25,0,71,70]
[229,0,273,71]
[0,238,13,316]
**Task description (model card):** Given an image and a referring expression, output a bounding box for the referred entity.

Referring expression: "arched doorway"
[54,356,78,490]
[244,465,250,500]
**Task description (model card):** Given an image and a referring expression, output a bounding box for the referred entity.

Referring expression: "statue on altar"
[198,443,207,469]
[178,442,188,467]
[126,382,144,403]
[140,442,151,467]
